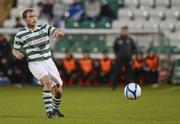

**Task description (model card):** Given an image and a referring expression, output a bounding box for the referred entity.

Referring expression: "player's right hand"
[14,52,24,60]
[12,49,24,60]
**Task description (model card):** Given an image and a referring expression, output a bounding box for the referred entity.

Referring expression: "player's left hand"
[52,29,64,38]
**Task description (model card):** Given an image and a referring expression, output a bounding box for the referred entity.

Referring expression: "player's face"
[24,11,37,28]
[121,28,128,36]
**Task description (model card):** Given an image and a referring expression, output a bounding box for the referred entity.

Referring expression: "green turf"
[0,85,180,124]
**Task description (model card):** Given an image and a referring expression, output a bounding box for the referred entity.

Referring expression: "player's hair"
[122,25,128,30]
[22,9,35,19]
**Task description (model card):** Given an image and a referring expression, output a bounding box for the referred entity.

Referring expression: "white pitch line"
[161,86,180,92]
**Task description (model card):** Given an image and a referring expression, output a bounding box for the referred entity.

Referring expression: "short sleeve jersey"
[13,24,56,62]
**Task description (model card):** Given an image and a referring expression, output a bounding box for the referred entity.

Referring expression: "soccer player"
[12,9,64,119]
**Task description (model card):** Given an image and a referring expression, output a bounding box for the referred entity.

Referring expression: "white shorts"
[28,58,63,86]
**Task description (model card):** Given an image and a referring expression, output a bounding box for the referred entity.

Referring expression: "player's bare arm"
[12,48,24,60]
[52,29,64,39]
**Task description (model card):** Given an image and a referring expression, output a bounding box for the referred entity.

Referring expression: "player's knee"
[41,75,52,89]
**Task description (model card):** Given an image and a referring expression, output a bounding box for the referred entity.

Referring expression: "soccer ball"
[124,83,141,100]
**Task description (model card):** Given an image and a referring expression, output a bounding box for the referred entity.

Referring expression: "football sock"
[52,96,61,110]
[42,90,53,113]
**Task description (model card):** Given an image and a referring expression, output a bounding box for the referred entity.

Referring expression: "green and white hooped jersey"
[13,24,56,62]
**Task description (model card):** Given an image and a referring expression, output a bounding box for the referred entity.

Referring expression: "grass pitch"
[0,85,180,124]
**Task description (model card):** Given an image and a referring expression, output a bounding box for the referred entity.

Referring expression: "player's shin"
[52,93,62,110]
[52,86,64,117]
[41,76,54,118]
[42,90,53,115]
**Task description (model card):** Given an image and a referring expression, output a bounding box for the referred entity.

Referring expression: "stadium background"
[1,0,180,86]
[0,0,180,124]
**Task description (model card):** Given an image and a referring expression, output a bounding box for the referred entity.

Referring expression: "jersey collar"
[25,25,41,32]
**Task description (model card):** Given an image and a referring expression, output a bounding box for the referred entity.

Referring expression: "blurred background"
[0,0,180,87]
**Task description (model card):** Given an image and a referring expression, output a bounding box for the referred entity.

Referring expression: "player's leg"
[45,59,64,117]
[41,75,54,118]
[52,84,64,117]
[28,62,54,118]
